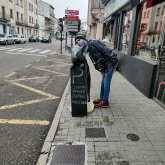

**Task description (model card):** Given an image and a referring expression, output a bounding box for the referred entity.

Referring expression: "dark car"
[138,42,148,49]
[29,35,39,42]
[41,36,51,43]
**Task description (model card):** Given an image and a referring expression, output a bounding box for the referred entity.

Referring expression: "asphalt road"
[0,40,72,165]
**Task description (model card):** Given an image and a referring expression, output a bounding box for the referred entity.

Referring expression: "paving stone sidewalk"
[38,55,165,165]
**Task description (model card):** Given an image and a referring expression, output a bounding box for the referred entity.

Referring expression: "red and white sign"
[65,10,79,15]
[67,15,79,21]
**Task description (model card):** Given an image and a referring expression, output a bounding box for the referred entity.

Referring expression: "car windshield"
[43,36,49,39]
[13,35,20,38]
[0,34,5,37]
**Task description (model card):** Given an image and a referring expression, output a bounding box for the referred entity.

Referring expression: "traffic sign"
[65,10,79,15]
[67,15,79,21]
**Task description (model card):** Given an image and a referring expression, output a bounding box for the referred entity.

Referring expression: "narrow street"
[0,41,72,165]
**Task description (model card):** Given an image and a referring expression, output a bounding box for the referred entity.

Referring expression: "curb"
[37,79,70,165]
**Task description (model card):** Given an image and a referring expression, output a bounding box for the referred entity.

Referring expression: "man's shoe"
[93,98,102,104]
[94,100,109,108]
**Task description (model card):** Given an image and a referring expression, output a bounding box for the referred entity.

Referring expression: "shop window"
[121,10,133,54]
[135,0,165,105]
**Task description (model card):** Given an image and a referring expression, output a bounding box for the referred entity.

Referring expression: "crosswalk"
[0,46,55,55]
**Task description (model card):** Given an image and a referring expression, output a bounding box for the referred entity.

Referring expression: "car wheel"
[5,41,8,45]
[13,40,15,45]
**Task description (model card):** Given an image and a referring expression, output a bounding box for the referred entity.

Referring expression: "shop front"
[102,0,165,107]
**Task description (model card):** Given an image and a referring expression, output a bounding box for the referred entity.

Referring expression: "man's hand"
[101,71,105,76]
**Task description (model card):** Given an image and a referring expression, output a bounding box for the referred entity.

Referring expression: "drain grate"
[85,128,106,138]
[50,145,85,165]
[127,133,140,141]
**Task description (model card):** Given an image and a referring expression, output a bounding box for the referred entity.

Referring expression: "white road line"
[18,48,33,52]
[24,64,32,68]
[5,72,16,78]
[39,50,51,54]
[7,48,24,52]
[6,52,46,57]
[28,49,42,53]
[0,47,11,50]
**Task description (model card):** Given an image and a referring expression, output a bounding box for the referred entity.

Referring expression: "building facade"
[88,0,165,107]
[0,0,38,37]
[37,0,56,37]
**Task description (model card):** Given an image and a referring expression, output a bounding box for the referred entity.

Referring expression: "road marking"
[39,50,51,54]
[25,64,32,68]
[49,51,57,55]
[0,119,49,125]
[7,48,24,52]
[18,48,33,52]
[0,47,10,50]
[13,76,48,81]
[5,72,16,78]
[33,66,67,76]
[0,97,57,110]
[28,49,42,53]
[6,52,46,57]
[8,81,58,98]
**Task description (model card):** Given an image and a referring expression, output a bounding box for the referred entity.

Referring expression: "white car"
[13,34,27,44]
[0,34,15,45]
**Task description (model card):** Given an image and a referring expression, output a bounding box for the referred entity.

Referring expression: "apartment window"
[21,14,23,22]
[29,16,31,23]
[143,12,146,18]
[20,0,23,7]
[162,6,165,15]
[147,10,150,18]
[16,0,19,6]
[2,6,5,19]
[9,0,13,2]
[157,7,161,16]
[10,9,13,18]
[154,22,158,31]
[32,5,33,12]
[121,10,133,54]
[32,17,33,24]
[17,27,19,34]
[36,9,37,15]
[29,3,30,10]
[16,12,19,21]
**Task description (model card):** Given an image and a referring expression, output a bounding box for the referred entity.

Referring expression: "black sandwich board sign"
[70,65,87,117]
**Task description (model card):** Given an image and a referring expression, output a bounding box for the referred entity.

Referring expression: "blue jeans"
[100,65,114,101]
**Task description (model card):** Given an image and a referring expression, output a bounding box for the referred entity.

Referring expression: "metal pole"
[65,32,67,50]
[71,34,73,48]
[60,31,62,54]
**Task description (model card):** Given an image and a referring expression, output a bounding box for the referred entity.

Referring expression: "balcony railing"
[0,12,10,22]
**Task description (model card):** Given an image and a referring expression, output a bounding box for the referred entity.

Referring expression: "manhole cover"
[85,128,106,138]
[50,145,85,165]
[127,133,140,141]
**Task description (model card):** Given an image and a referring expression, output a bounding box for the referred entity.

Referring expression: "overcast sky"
[42,0,88,20]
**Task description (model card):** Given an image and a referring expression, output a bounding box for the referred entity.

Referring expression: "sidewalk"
[37,54,165,165]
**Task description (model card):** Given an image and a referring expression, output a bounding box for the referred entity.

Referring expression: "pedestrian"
[75,35,118,108]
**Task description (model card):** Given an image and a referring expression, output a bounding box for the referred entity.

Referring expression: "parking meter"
[67,44,91,117]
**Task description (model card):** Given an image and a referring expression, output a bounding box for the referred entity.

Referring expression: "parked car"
[0,34,15,45]
[38,36,43,42]
[41,36,51,43]
[13,34,27,44]
[138,42,149,49]
[29,35,39,42]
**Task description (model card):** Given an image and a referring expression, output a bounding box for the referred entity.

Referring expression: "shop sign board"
[104,0,130,17]
[67,28,78,32]
[65,10,79,15]
[67,20,79,25]
[67,15,79,21]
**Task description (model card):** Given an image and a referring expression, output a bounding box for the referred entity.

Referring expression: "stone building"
[0,0,38,37]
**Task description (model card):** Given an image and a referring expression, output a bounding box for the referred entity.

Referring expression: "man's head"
[75,35,86,47]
